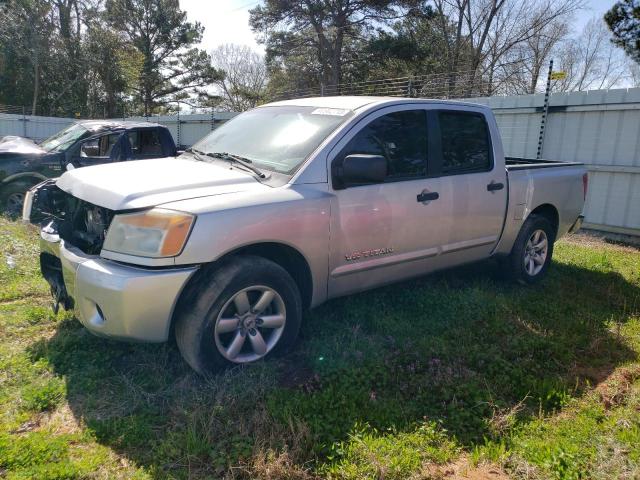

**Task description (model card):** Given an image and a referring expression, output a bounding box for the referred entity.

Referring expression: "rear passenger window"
[342,110,427,179]
[438,112,491,174]
[128,129,163,157]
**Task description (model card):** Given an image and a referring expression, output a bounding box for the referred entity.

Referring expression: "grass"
[0,215,639,479]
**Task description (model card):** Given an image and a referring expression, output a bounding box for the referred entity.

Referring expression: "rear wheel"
[174,255,302,374]
[503,214,555,284]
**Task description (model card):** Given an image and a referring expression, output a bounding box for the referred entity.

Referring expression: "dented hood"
[56,157,269,211]
[0,136,47,155]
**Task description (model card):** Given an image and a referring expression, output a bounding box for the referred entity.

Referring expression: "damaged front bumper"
[40,229,197,343]
[22,178,61,225]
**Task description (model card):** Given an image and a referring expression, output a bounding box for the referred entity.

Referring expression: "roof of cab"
[261,95,489,112]
[76,120,164,132]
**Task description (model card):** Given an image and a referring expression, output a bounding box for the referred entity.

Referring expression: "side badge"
[345,247,393,261]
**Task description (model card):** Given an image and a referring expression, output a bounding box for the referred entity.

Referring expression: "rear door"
[434,108,507,258]
[127,128,166,160]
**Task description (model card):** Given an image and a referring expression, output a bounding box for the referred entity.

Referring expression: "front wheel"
[1,182,30,217]
[174,255,302,374]
[502,214,555,284]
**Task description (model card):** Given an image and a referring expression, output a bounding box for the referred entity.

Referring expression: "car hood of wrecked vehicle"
[55,156,271,211]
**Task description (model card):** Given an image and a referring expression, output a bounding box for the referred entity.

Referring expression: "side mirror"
[339,154,387,186]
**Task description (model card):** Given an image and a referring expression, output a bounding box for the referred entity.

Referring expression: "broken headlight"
[103,208,194,258]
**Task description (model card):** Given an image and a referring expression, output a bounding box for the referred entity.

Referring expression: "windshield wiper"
[185,149,267,179]
[207,152,267,179]
[185,147,207,162]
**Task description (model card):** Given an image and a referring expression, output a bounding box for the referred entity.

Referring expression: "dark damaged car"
[0,120,178,215]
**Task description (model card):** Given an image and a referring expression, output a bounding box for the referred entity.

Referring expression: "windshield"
[192,105,353,174]
[39,123,89,153]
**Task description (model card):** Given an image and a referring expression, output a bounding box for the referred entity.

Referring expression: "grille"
[54,188,114,255]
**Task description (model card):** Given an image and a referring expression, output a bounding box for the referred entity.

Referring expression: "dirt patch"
[34,403,83,435]
[595,366,640,410]
[11,415,43,434]
[562,232,640,253]
[277,356,320,393]
[228,449,317,480]
[418,456,510,480]
[571,364,617,387]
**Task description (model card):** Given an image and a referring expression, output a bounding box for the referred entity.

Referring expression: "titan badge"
[345,247,393,261]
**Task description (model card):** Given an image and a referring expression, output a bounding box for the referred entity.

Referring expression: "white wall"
[0,112,239,147]
[467,88,640,236]
[0,113,74,142]
[123,112,238,148]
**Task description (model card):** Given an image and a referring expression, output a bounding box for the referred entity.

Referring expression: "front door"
[328,105,451,298]
[69,132,125,168]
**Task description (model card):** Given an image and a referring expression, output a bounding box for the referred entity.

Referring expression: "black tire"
[174,255,302,374]
[0,182,31,217]
[502,214,555,285]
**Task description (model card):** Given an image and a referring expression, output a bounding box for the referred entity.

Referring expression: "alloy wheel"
[524,229,548,276]
[214,285,286,363]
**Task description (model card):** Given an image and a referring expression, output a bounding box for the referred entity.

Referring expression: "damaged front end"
[23,179,63,225]
[40,248,73,314]
[26,181,113,253]
[36,184,115,312]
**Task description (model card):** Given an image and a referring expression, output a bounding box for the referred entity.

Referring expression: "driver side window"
[80,133,120,158]
[342,110,428,180]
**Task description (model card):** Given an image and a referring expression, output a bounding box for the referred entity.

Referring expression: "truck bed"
[505,157,583,170]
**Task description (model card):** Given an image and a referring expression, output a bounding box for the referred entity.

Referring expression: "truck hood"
[56,157,270,211]
[0,136,47,155]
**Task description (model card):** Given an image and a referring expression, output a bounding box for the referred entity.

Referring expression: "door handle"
[487,181,504,192]
[417,191,439,203]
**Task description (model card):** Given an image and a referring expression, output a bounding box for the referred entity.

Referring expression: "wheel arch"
[223,242,314,310]
[1,172,48,186]
[172,242,313,331]
[169,241,313,346]
[528,203,559,238]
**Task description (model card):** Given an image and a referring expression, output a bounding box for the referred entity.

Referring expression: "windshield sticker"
[311,108,350,116]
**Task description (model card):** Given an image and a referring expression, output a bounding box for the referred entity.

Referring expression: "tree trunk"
[31,53,39,115]
[529,64,541,94]
[330,32,344,88]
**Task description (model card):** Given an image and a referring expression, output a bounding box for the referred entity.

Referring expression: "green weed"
[0,216,639,478]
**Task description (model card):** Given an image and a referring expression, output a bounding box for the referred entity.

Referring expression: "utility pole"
[537,59,553,160]
[176,101,181,149]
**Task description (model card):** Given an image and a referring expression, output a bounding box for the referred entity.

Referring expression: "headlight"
[103,208,195,258]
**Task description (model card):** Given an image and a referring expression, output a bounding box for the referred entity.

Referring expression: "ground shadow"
[30,256,639,477]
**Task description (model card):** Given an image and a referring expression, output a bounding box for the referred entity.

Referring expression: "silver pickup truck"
[28,97,586,373]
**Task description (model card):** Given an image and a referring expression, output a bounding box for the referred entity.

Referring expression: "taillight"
[582,173,588,201]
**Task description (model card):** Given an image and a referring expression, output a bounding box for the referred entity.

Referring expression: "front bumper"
[40,232,197,342]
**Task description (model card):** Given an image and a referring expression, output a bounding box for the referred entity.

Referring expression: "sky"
[180,0,618,56]
[180,0,263,53]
